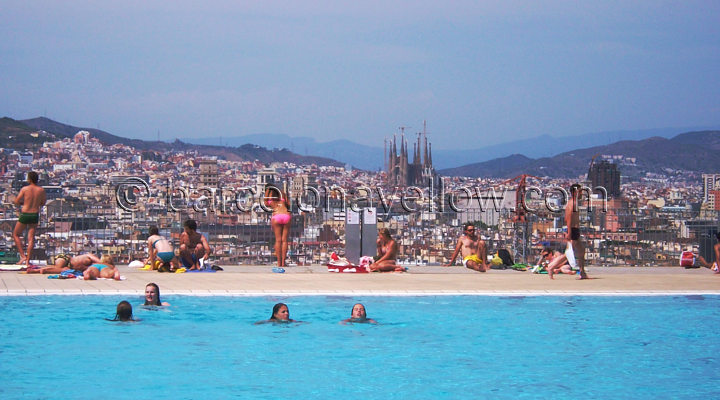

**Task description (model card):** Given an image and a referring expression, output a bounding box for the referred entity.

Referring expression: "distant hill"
[182,134,385,171]
[181,126,719,170]
[0,117,59,150]
[438,131,720,178]
[14,117,343,166]
[439,154,534,178]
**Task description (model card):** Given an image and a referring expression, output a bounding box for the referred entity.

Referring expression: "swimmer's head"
[351,303,367,320]
[115,301,134,321]
[270,303,289,321]
[144,283,161,306]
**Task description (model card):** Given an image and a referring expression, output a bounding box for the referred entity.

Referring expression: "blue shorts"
[157,252,174,263]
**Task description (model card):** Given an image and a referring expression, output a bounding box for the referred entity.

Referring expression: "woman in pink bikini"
[265,185,291,268]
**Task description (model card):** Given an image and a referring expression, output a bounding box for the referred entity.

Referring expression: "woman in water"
[256,303,300,324]
[265,185,291,268]
[107,300,136,322]
[341,303,377,324]
[370,228,405,272]
[83,254,120,280]
[143,283,170,306]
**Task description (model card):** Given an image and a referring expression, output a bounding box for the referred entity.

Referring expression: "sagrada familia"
[386,121,436,187]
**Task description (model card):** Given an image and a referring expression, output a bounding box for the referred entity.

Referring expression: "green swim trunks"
[18,212,39,225]
[55,253,71,266]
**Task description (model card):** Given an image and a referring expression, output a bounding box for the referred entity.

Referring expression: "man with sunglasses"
[445,223,488,272]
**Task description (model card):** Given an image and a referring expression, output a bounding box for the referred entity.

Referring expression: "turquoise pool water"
[1,295,718,399]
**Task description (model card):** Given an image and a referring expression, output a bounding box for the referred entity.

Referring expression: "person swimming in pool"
[341,303,377,324]
[83,255,120,280]
[146,226,179,271]
[143,283,170,306]
[107,300,137,322]
[265,185,291,268]
[255,303,300,324]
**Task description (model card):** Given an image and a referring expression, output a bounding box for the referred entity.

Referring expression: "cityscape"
[1,122,717,268]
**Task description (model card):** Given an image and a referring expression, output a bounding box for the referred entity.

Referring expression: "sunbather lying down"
[83,255,121,280]
[25,253,101,275]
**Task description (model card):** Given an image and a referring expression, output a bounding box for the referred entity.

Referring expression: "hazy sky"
[2,1,719,149]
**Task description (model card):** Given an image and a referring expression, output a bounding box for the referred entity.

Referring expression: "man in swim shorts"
[566,184,588,279]
[179,219,211,270]
[445,223,488,272]
[13,171,46,269]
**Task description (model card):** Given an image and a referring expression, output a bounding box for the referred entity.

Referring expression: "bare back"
[16,184,46,213]
[70,254,100,271]
[148,234,173,253]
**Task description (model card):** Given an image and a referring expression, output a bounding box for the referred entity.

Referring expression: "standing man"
[179,219,210,270]
[566,184,588,279]
[445,222,488,272]
[13,171,46,268]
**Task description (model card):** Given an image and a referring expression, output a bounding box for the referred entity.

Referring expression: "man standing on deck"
[13,171,46,268]
[565,184,588,279]
[445,223,488,272]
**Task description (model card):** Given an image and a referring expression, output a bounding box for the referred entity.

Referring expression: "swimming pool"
[1,295,718,399]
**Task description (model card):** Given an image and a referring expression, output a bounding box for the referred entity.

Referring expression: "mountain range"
[438,131,720,179]
[1,117,343,167]
[2,116,718,179]
[180,126,719,170]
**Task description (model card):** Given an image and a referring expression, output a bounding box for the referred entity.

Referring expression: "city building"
[386,121,435,187]
[589,160,621,198]
[198,159,219,188]
[702,173,720,202]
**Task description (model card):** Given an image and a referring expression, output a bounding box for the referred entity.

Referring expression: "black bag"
[497,249,514,266]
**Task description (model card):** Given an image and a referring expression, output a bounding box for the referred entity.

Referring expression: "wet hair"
[109,301,134,321]
[184,219,197,231]
[379,228,392,240]
[569,183,582,195]
[351,303,367,319]
[270,303,288,320]
[149,226,159,236]
[27,171,38,184]
[463,223,475,232]
[144,283,162,306]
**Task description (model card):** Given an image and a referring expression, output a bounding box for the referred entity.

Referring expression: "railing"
[2,187,718,267]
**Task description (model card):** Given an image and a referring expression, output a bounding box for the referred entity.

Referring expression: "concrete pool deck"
[2,264,720,296]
